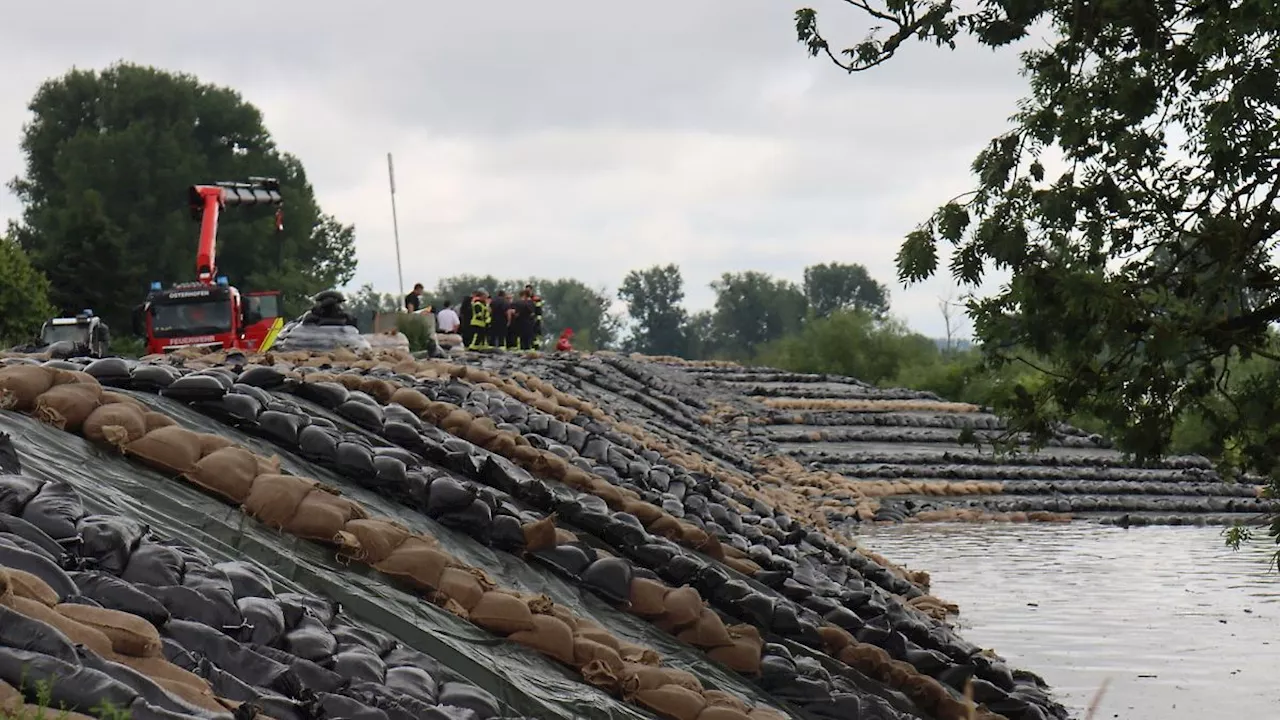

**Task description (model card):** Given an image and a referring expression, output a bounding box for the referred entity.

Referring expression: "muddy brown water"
[858,523,1280,719]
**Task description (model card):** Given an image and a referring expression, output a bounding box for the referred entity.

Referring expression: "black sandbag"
[0,531,57,563]
[295,382,350,409]
[230,384,274,408]
[531,545,592,579]
[182,561,237,597]
[77,515,148,575]
[162,374,229,402]
[61,594,104,608]
[257,410,310,448]
[580,557,634,606]
[193,369,236,389]
[335,441,378,478]
[78,648,232,719]
[438,681,499,720]
[192,656,264,703]
[331,625,396,657]
[239,596,287,646]
[141,584,244,632]
[70,571,171,627]
[480,456,526,496]
[330,644,387,684]
[299,425,340,463]
[373,456,410,493]
[346,682,439,720]
[20,481,84,542]
[278,592,339,627]
[489,515,526,551]
[283,613,339,662]
[383,421,430,455]
[337,401,386,432]
[219,393,265,424]
[382,405,423,430]
[0,604,78,663]
[253,643,346,694]
[163,620,296,696]
[424,477,478,517]
[383,665,439,705]
[371,446,420,468]
[123,542,186,587]
[238,366,287,389]
[0,646,139,714]
[130,365,178,392]
[82,359,133,387]
[0,513,65,562]
[315,692,390,720]
[437,500,493,542]
[216,561,275,599]
[0,543,77,599]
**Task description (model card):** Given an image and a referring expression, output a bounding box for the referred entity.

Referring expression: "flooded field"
[860,523,1280,718]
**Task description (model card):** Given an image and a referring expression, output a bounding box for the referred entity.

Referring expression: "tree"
[9,63,357,332]
[345,283,400,331]
[0,234,55,346]
[796,2,1280,552]
[433,275,504,309]
[757,310,938,386]
[711,271,808,357]
[534,278,621,351]
[683,311,719,360]
[802,262,889,318]
[618,264,689,356]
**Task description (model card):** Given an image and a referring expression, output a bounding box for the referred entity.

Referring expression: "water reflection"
[859,524,1280,719]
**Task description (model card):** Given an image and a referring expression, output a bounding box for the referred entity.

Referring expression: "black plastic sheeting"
[0,408,651,720]
[121,390,795,717]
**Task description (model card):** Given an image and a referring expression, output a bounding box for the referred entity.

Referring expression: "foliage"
[2,675,131,719]
[345,282,400,330]
[757,310,934,386]
[795,0,1280,555]
[9,62,357,332]
[618,264,689,355]
[803,262,889,318]
[0,234,56,346]
[683,311,720,360]
[710,271,809,358]
[394,313,435,352]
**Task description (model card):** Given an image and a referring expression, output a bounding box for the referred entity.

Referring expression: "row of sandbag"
[254,366,1059,720]
[823,461,1225,484]
[760,413,1099,444]
[788,447,1217,471]
[141,366,922,720]
[765,428,1107,451]
[0,361,789,720]
[0,466,520,720]
[911,494,1279,515]
[111,359,1005,720]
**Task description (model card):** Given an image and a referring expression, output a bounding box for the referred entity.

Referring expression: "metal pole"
[387,152,405,300]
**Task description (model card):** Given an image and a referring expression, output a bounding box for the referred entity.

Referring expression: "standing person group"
[456,285,543,351]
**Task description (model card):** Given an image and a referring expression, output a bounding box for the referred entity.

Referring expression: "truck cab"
[138,278,282,354]
[40,311,110,357]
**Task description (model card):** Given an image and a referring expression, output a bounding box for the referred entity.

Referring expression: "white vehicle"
[37,311,111,357]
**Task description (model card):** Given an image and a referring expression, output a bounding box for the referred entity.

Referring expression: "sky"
[0,0,1034,339]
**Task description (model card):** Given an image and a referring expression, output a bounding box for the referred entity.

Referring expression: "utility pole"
[387,153,405,300]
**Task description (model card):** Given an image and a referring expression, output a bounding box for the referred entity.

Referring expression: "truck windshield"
[42,324,87,345]
[151,300,233,337]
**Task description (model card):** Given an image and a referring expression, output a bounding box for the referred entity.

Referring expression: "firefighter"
[459,291,475,348]
[468,289,492,349]
[510,289,533,351]
[489,290,511,349]
[525,284,544,349]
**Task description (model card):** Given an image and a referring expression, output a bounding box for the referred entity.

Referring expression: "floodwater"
[858,523,1280,719]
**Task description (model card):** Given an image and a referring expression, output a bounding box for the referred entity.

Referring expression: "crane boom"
[188,177,283,284]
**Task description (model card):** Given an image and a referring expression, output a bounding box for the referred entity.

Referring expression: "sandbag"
[437,682,500,720]
[286,487,367,542]
[144,412,177,432]
[197,433,237,458]
[389,387,430,414]
[0,365,55,412]
[78,649,229,719]
[507,613,575,665]
[6,566,59,606]
[661,586,704,629]
[122,543,185,588]
[635,685,707,720]
[184,447,262,504]
[0,543,78,598]
[373,536,452,589]
[629,577,670,618]
[0,646,139,715]
[238,596,286,645]
[77,515,147,576]
[83,403,148,448]
[6,594,114,657]
[331,644,387,684]
[19,480,84,542]
[161,374,228,402]
[126,426,205,475]
[142,584,243,631]
[242,474,319,528]
[676,609,734,649]
[383,666,439,705]
[57,602,163,657]
[162,620,294,695]
[697,706,751,720]
[437,566,486,610]
[0,603,79,663]
[0,514,64,562]
[34,382,104,431]
[0,679,19,713]
[337,519,412,564]
[70,571,171,627]
[573,638,624,674]
[469,591,536,634]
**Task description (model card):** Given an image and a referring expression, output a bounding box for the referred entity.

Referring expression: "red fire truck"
[137,178,286,355]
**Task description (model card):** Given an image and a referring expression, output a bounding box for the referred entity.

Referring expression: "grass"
[1,677,130,720]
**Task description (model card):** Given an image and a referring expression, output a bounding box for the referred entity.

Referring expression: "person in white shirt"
[436,300,460,333]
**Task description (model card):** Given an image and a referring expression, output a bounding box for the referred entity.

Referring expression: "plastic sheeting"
[0,407,650,720]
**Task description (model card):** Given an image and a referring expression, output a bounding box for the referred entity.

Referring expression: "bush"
[0,235,55,346]
[755,310,938,385]
[395,313,434,352]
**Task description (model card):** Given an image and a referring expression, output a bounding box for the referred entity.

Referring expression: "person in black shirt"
[509,291,533,350]
[404,283,424,313]
[489,290,511,349]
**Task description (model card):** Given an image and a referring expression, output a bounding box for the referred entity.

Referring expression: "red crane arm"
[187,178,283,285]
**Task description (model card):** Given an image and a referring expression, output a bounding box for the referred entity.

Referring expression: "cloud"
[0,0,1034,339]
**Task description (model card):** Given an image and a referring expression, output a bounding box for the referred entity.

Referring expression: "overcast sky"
[0,0,1032,338]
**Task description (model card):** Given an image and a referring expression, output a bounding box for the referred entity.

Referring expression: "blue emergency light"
[150,281,162,291]
[216,276,229,287]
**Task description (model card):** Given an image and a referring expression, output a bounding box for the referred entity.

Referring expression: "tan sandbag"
[511,444,542,466]
[746,709,790,720]
[622,499,664,526]
[0,569,11,605]
[697,705,751,720]
[184,446,261,504]
[337,518,412,564]
[707,638,761,674]
[573,638,624,674]
[438,567,485,610]
[508,613,575,665]
[617,642,661,667]
[83,403,148,449]
[56,603,161,657]
[34,382,103,431]
[423,401,457,423]
[660,667,704,693]
[575,626,623,652]
[549,603,579,632]
[6,567,58,606]
[286,487,367,542]
[587,477,624,508]
[620,663,669,696]
[153,676,228,714]
[635,685,706,720]
[463,417,500,447]
[470,591,536,634]
[0,679,20,713]
[115,654,209,692]
[521,516,558,551]
[373,536,451,589]
[100,390,149,413]
[125,425,205,475]
[242,474,319,528]
[676,609,733,648]
[144,411,177,432]
[441,409,473,432]
[817,625,854,655]
[7,597,114,657]
[485,433,517,456]
[723,556,761,576]
[678,524,710,549]
[389,387,431,414]
[334,374,364,390]
[360,378,396,404]
[647,514,684,540]
[0,365,55,412]
[561,466,594,489]
[628,577,669,617]
[541,453,570,480]
[660,586,703,629]
[197,433,237,457]
[702,690,750,713]
[554,528,577,545]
